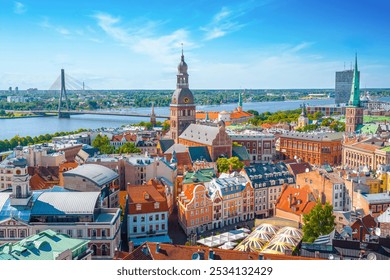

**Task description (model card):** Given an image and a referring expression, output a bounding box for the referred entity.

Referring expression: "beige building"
[343,136,390,171]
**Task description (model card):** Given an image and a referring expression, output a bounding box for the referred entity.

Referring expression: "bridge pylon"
[58,69,70,118]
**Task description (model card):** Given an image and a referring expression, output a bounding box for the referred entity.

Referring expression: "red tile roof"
[127,184,169,214]
[276,185,316,216]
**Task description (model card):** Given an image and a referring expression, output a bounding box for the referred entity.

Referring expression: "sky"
[1,0,390,90]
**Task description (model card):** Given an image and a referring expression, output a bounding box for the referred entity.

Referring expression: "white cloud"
[14,2,26,14]
[93,12,195,65]
[201,6,246,41]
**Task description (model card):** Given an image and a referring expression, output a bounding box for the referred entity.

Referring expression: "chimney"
[208,249,214,260]
[141,245,149,256]
[156,243,160,253]
[128,241,134,252]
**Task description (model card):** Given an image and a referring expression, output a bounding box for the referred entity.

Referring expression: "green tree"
[92,134,114,154]
[302,201,335,243]
[228,156,244,170]
[216,157,230,173]
[117,142,141,154]
[100,144,115,154]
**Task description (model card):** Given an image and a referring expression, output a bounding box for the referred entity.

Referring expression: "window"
[91,245,97,256]
[141,226,145,232]
[162,214,165,220]
[154,202,160,209]
[102,229,106,237]
[10,230,15,238]
[136,204,141,211]
[77,229,83,238]
[133,216,137,223]
[141,216,145,222]
[67,229,73,237]
[0,230,5,238]
[155,224,159,231]
[101,245,108,256]
[162,224,165,230]
[133,227,137,233]
[149,215,153,221]
[92,229,97,237]
[155,214,159,221]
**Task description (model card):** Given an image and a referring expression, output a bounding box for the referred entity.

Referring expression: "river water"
[1,97,389,140]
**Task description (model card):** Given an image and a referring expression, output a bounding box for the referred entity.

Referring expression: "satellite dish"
[367,253,377,260]
[375,228,381,236]
[328,254,334,260]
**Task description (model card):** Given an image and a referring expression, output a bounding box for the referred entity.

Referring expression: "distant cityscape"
[0,51,389,261]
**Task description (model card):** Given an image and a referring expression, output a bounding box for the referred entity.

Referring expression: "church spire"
[237,91,243,112]
[348,53,360,107]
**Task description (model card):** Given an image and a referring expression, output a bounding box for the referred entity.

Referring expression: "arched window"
[91,245,97,256]
[101,244,108,256]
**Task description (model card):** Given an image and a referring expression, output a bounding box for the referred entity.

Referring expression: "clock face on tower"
[184,97,190,103]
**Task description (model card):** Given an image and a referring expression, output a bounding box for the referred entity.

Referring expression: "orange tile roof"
[196,112,219,120]
[117,242,316,260]
[276,185,316,215]
[127,184,168,214]
[196,111,253,121]
[351,143,380,152]
[112,133,137,142]
[230,111,253,119]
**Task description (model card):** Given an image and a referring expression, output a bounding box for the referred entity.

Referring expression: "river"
[1,97,389,140]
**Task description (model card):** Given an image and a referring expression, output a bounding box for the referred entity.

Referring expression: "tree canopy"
[302,201,336,243]
[117,142,141,154]
[216,156,244,173]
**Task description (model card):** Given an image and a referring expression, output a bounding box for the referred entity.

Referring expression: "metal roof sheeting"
[63,164,119,187]
[31,192,100,215]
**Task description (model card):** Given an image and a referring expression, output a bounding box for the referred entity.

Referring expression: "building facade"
[279,132,343,166]
[229,130,275,163]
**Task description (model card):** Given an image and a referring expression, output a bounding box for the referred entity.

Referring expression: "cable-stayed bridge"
[11,69,169,119]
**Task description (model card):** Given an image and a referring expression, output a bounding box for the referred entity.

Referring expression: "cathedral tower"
[170,48,196,143]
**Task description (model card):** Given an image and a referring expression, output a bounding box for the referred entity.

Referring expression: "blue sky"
[1,0,390,90]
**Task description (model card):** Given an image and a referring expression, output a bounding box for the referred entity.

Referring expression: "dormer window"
[143,192,150,200]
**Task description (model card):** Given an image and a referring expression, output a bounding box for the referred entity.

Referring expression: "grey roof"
[165,144,187,154]
[126,156,154,166]
[232,146,250,161]
[158,139,174,153]
[209,175,248,196]
[244,163,295,188]
[361,193,390,204]
[180,124,220,145]
[281,131,344,141]
[31,192,100,215]
[188,146,212,162]
[63,164,119,187]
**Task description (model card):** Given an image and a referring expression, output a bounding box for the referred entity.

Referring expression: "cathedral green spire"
[238,91,243,110]
[348,54,360,107]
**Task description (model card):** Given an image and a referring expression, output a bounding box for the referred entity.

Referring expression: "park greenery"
[0,128,88,153]
[302,201,336,243]
[216,156,244,173]
[92,134,141,154]
[247,109,345,132]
